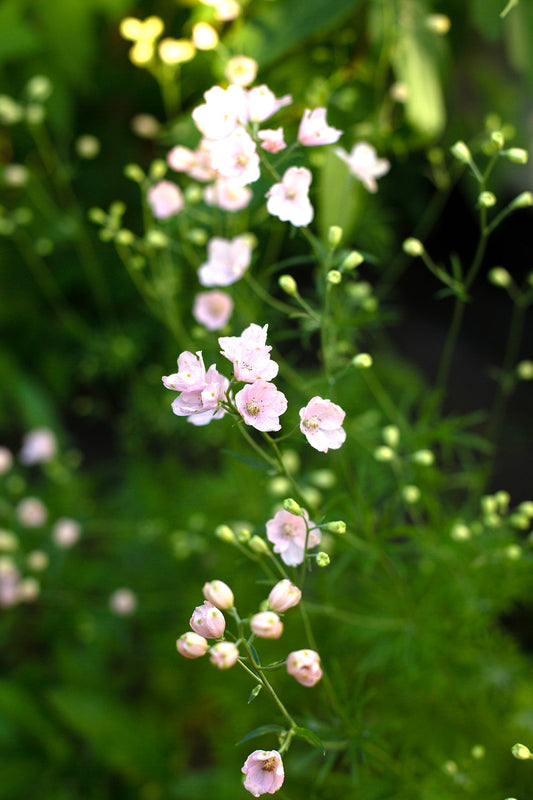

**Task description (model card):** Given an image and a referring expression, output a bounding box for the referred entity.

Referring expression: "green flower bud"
[149,158,167,180]
[425,13,450,34]
[402,485,420,504]
[26,75,52,102]
[374,446,395,463]
[145,229,169,248]
[470,745,485,760]
[517,360,533,380]
[328,225,343,247]
[75,135,100,159]
[450,141,472,164]
[510,191,533,210]
[325,520,346,534]
[249,535,269,554]
[115,229,135,246]
[490,130,505,150]
[185,184,203,204]
[283,498,301,515]
[237,528,251,543]
[352,353,373,369]
[341,250,364,270]
[450,523,471,541]
[478,191,496,208]
[382,424,400,449]
[509,513,529,530]
[517,501,533,517]
[412,449,434,466]
[505,544,522,560]
[279,274,298,296]
[504,148,528,164]
[214,524,235,544]
[124,163,145,183]
[188,227,208,246]
[402,237,424,256]
[327,269,342,285]
[488,267,512,287]
[316,552,330,567]
[512,743,532,760]
[494,490,510,513]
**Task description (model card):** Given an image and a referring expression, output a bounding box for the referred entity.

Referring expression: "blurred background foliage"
[0,1,533,799]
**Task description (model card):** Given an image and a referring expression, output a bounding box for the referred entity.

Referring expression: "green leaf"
[248,684,263,704]
[221,449,270,471]
[0,681,69,760]
[236,724,285,745]
[318,148,364,243]
[293,725,326,755]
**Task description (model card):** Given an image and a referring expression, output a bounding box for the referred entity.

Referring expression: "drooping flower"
[250,611,283,639]
[219,323,279,383]
[193,290,233,331]
[208,126,260,185]
[209,641,240,669]
[299,396,346,453]
[267,579,301,612]
[147,180,184,218]
[177,631,209,659]
[297,108,342,146]
[202,579,234,609]
[266,166,313,227]
[266,508,321,567]
[257,127,286,154]
[241,750,285,797]
[162,351,207,393]
[235,380,288,432]
[334,142,390,193]
[170,365,229,426]
[189,600,226,639]
[286,649,323,687]
[198,235,253,287]
[203,177,252,211]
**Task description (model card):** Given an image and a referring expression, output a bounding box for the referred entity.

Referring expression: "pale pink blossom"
[0,560,21,607]
[193,290,233,331]
[203,177,252,211]
[147,180,184,218]
[235,381,287,432]
[242,750,285,797]
[202,579,234,609]
[246,85,292,123]
[298,107,342,146]
[286,649,323,687]
[201,0,241,22]
[258,128,286,154]
[170,365,229,426]
[190,600,226,639]
[167,145,197,172]
[250,611,283,639]
[266,166,313,227]
[219,323,279,383]
[225,55,258,87]
[167,140,217,182]
[177,631,209,658]
[198,235,253,287]
[16,497,47,528]
[109,587,137,615]
[267,579,302,612]
[334,142,390,193]
[52,518,81,548]
[192,85,246,140]
[0,447,13,474]
[208,126,260,186]
[299,396,346,453]
[209,641,240,669]
[19,427,57,465]
[266,508,321,567]
[162,351,207,392]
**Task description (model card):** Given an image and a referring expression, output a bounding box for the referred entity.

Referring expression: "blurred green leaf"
[318,148,363,244]
[0,680,70,760]
[0,1,39,62]
[293,725,326,754]
[236,724,285,745]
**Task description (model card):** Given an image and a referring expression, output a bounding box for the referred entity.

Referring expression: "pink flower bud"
[209,641,240,669]
[241,749,284,797]
[286,649,323,687]
[250,611,283,639]
[190,600,226,639]
[202,579,235,610]
[177,631,209,659]
[267,579,301,612]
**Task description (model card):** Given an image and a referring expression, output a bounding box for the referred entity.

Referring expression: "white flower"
[334,142,390,193]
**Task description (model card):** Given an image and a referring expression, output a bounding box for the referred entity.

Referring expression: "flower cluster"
[162,350,229,426]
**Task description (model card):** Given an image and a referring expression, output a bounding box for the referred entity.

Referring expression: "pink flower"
[193,290,233,331]
[52,518,81,548]
[209,641,240,669]
[219,323,279,383]
[147,180,184,218]
[109,588,137,616]
[241,750,285,797]
[198,235,253,287]
[203,579,234,609]
[250,611,283,639]
[19,427,57,464]
[170,365,228,426]
[16,497,47,527]
[267,579,301,612]
[162,351,207,392]
[266,508,321,567]
[235,380,288,432]
[209,126,260,186]
[177,631,209,659]
[297,108,342,146]
[266,166,313,227]
[299,396,346,453]
[191,85,246,140]
[246,85,292,123]
[167,141,216,182]
[0,447,13,474]
[334,142,390,193]
[203,177,252,211]
[286,649,323,687]
[258,128,286,154]
[190,600,226,639]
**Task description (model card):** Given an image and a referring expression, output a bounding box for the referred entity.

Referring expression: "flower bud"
[249,535,270,555]
[145,230,169,248]
[374,446,395,463]
[494,490,510,513]
[504,148,528,164]
[411,449,434,466]
[27,550,49,571]
[517,360,533,380]
[209,641,240,669]
[192,22,219,50]
[518,501,533,518]
[124,163,145,183]
[510,191,533,210]
[267,579,302,612]
[282,498,301,515]
[325,520,346,534]
[215,524,236,544]
[250,611,283,639]
[509,513,529,530]
[450,523,471,541]
[149,159,167,180]
[450,141,472,164]
[341,250,364,270]
[382,424,400,449]
[402,485,420,504]
[237,528,251,543]
[488,267,512,287]
[328,225,343,247]
[471,745,485,759]
[177,631,209,659]
[225,56,258,87]
[478,191,496,208]
[115,229,135,246]
[316,552,330,567]
[511,743,532,760]
[158,38,195,65]
[425,13,450,34]
[189,600,226,639]
[505,544,522,560]
[203,580,234,610]
[402,238,424,257]
[327,269,342,284]
[352,353,373,369]
[75,135,100,159]
[26,75,52,102]
[287,649,323,687]
[490,130,505,150]
[279,275,298,296]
